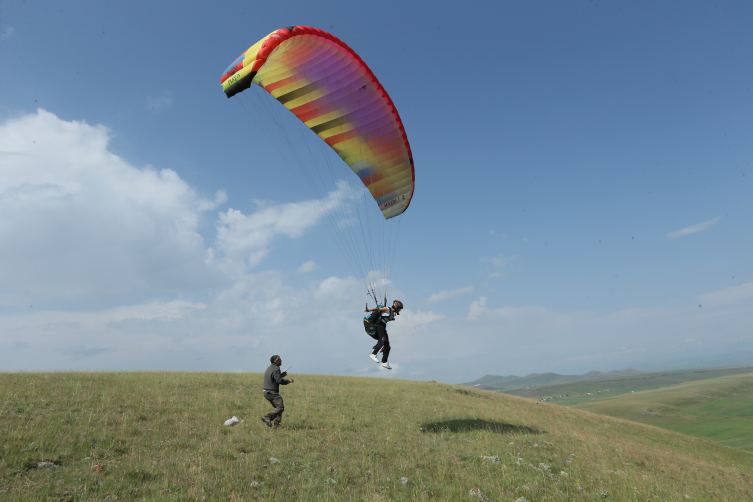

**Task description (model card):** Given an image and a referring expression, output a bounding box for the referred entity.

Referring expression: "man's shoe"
[370,354,379,363]
[381,362,392,370]
[261,416,272,428]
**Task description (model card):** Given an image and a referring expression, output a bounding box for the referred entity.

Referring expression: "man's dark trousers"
[263,390,284,425]
[371,324,391,363]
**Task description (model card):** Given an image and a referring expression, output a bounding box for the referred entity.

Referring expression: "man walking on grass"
[262,355,294,428]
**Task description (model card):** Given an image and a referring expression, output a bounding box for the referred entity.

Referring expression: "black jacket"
[365,307,394,326]
[263,364,290,392]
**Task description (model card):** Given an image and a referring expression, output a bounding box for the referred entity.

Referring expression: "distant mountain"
[461,368,642,391]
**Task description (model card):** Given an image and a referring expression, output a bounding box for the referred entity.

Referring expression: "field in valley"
[571,373,753,452]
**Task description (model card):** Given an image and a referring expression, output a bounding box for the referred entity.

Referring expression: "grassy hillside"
[1,372,752,501]
[572,373,753,452]
[499,366,753,405]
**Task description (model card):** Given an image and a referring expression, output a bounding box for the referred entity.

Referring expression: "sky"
[0,1,751,384]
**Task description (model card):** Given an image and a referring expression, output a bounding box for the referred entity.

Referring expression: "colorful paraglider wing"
[221,26,414,219]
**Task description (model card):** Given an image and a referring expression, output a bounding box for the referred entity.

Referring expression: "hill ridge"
[462,368,642,390]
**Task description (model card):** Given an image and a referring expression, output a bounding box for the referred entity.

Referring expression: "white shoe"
[381,362,392,370]
[370,354,379,363]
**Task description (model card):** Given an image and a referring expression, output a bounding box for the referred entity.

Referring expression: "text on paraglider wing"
[381,195,406,209]
[226,72,243,86]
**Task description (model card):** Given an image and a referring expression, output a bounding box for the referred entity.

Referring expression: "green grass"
[1,372,752,501]
[685,399,753,418]
[661,420,753,451]
[572,373,753,453]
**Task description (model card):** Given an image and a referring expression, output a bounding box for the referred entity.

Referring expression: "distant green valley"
[463,365,753,452]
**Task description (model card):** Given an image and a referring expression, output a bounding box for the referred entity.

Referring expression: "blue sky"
[1,1,751,383]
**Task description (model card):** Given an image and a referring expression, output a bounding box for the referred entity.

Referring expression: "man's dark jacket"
[264,364,290,392]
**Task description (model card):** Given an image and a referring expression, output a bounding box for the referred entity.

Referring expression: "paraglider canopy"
[221,26,414,220]
[221,26,414,304]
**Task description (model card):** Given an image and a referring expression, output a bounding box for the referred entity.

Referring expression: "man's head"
[392,300,403,314]
[270,354,281,365]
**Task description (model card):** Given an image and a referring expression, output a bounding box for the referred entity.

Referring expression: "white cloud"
[2,110,753,384]
[491,255,511,268]
[0,271,370,371]
[0,109,222,303]
[0,27,14,41]
[395,308,444,329]
[211,185,345,272]
[698,282,753,308]
[0,110,341,305]
[297,260,319,273]
[666,217,720,239]
[421,286,473,305]
[467,297,593,326]
[467,296,487,320]
[0,109,390,373]
[147,93,173,111]
[197,190,228,211]
[482,254,514,278]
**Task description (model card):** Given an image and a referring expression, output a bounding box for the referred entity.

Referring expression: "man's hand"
[289,378,294,383]
[364,307,369,312]
[281,371,287,377]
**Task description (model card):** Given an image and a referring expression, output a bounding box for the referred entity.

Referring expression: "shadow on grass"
[421,419,545,435]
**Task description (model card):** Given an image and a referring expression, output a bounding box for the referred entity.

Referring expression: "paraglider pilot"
[262,355,293,427]
[364,300,403,370]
